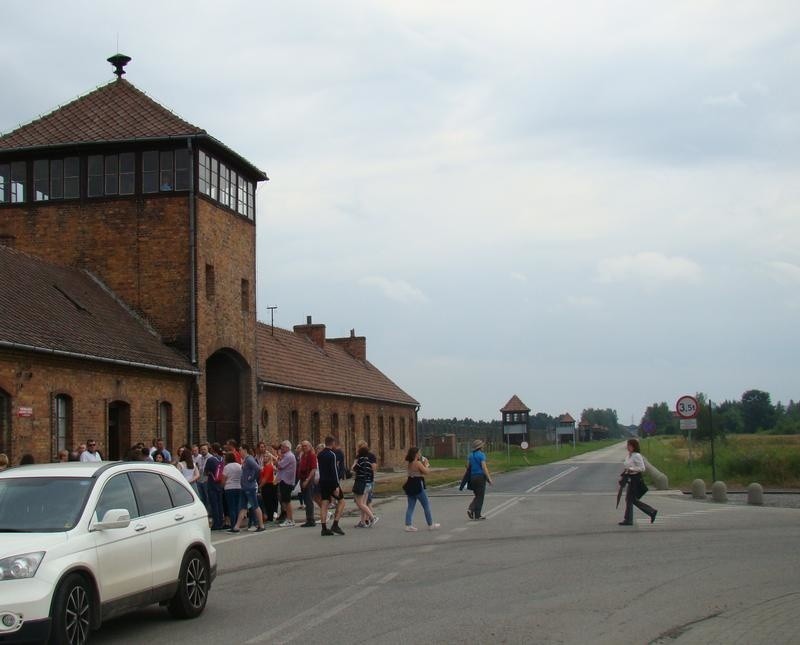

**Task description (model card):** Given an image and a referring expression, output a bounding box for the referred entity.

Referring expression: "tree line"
[640,390,800,439]
[418,408,624,440]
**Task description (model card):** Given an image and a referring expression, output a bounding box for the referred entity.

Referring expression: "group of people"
[3,434,656,529]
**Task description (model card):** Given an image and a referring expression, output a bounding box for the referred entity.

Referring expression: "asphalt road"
[92,442,800,644]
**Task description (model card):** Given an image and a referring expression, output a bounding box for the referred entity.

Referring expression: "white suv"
[0,461,216,644]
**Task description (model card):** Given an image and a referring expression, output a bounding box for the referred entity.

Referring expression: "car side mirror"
[93,509,132,530]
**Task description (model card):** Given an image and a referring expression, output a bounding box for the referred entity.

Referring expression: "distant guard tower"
[501,395,530,446]
[556,413,576,447]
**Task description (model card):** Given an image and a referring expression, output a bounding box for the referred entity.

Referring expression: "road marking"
[484,495,523,518]
[246,572,384,643]
[377,571,399,584]
[451,527,468,533]
[525,466,578,494]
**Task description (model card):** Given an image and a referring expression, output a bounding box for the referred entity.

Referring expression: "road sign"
[520,441,529,450]
[676,395,699,419]
[680,419,698,430]
[642,420,656,435]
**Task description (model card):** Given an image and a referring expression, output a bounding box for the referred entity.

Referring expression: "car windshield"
[0,477,93,532]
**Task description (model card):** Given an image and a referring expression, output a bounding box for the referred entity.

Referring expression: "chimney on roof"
[293,315,326,349]
[107,53,132,79]
[329,328,367,362]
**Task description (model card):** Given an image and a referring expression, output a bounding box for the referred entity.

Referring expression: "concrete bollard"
[691,479,706,499]
[643,458,669,490]
[711,481,727,503]
[747,482,764,506]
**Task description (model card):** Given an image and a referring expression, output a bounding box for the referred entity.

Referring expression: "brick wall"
[257,388,417,470]
[0,195,192,351]
[194,197,258,444]
[0,349,190,464]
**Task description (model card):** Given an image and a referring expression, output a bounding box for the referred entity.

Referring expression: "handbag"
[459,465,472,491]
[403,476,423,496]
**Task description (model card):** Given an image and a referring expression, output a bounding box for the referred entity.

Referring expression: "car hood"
[0,532,69,559]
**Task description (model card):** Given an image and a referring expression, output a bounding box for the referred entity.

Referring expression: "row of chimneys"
[293,315,366,362]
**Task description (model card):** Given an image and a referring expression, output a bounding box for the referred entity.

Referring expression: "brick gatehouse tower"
[0,55,268,459]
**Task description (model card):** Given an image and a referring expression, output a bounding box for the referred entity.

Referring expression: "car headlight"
[0,552,45,581]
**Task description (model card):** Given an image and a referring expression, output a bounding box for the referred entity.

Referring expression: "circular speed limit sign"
[676,395,699,419]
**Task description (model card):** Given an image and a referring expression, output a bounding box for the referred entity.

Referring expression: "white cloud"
[358,276,429,304]
[702,92,745,108]
[766,261,800,285]
[595,252,702,286]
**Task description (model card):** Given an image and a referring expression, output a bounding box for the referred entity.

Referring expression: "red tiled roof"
[559,413,575,423]
[0,79,204,150]
[501,394,530,413]
[0,246,197,374]
[256,324,418,406]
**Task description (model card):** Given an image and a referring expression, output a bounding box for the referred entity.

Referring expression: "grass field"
[372,439,619,494]
[642,434,800,490]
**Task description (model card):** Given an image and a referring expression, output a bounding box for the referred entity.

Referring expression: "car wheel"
[50,573,92,645]
[167,548,209,619]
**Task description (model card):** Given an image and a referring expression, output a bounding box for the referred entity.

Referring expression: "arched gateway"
[205,349,251,446]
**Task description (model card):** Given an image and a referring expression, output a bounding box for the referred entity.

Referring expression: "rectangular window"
[10,162,25,203]
[389,417,396,449]
[34,160,49,201]
[104,154,119,195]
[159,150,174,191]
[54,395,72,455]
[205,264,215,299]
[198,151,210,196]
[247,182,255,219]
[64,157,79,198]
[241,278,249,312]
[219,163,229,207]
[237,175,246,216]
[210,158,218,201]
[142,151,158,193]
[175,149,190,190]
[49,159,63,199]
[119,152,135,195]
[88,155,103,197]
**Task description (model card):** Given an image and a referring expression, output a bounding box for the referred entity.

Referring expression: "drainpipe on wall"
[188,137,198,444]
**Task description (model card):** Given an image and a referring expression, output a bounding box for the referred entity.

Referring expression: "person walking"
[352,445,377,527]
[275,440,297,527]
[318,436,346,536]
[297,440,318,527]
[403,447,439,532]
[234,444,265,532]
[221,452,243,532]
[466,439,492,520]
[619,438,657,526]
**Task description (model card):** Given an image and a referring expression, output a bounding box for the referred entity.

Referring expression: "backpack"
[209,456,224,484]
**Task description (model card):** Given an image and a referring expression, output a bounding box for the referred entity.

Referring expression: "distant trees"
[639,389,798,437]
[580,408,622,437]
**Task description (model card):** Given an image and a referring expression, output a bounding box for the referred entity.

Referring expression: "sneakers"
[226,528,240,533]
[428,523,441,530]
[404,525,418,532]
[331,524,345,535]
[300,521,316,527]
[474,516,486,521]
[255,526,266,532]
[279,519,295,527]
[370,515,380,527]
[354,521,366,528]
[467,509,474,520]
[321,527,334,536]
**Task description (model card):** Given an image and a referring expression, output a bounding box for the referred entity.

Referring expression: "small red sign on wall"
[17,406,33,417]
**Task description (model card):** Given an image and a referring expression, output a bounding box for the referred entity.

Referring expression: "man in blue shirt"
[231,444,265,532]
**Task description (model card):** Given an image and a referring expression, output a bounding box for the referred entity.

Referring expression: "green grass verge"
[642,434,800,489]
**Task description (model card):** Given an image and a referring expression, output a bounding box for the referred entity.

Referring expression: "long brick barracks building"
[0,55,418,467]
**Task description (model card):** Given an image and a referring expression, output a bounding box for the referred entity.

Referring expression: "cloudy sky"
[2,1,799,424]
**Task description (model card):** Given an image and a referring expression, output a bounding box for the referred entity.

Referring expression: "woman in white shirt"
[221,452,243,532]
[619,438,657,526]
[176,448,200,494]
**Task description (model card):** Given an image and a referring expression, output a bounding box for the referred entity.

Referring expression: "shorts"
[241,488,258,510]
[365,481,374,503]
[278,481,294,504]
[319,481,342,502]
